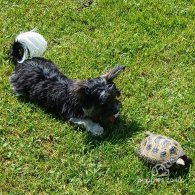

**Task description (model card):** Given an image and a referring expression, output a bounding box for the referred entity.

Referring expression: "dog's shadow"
[83,117,143,148]
[17,96,142,144]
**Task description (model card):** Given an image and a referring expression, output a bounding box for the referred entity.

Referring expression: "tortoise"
[137,132,191,171]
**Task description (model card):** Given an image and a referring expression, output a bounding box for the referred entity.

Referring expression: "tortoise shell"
[137,132,185,166]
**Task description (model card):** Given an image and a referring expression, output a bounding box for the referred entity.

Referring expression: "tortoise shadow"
[144,159,192,179]
[168,161,192,179]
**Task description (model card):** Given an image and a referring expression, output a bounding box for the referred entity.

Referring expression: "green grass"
[0,0,195,194]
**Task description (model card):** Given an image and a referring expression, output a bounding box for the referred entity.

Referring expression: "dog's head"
[73,65,125,124]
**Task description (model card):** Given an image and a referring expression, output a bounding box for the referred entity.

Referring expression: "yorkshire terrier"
[9,31,125,136]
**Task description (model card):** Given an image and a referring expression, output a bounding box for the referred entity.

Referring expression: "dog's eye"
[107,84,114,90]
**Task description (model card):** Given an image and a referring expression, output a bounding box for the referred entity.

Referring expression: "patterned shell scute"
[138,132,185,164]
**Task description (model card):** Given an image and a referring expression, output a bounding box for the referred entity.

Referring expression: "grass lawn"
[0,0,194,194]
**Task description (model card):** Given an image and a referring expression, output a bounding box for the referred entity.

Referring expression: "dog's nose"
[112,104,119,114]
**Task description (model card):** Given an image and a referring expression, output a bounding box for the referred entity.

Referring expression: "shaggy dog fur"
[10,37,124,136]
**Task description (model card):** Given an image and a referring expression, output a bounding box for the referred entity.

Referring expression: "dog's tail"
[10,30,47,65]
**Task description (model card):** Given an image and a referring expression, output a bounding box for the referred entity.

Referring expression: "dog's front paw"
[69,117,104,136]
[90,123,104,136]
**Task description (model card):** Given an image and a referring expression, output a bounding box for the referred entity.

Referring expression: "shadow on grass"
[16,95,143,141]
[83,117,144,147]
[142,158,192,179]
[15,97,192,179]
[168,161,192,179]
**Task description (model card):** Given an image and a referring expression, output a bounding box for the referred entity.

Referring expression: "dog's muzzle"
[107,112,119,123]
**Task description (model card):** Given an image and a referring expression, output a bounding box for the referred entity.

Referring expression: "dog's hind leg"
[69,118,104,136]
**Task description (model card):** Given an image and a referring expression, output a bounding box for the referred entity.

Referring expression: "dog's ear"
[101,65,125,82]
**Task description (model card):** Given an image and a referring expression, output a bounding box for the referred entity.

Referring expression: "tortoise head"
[175,155,192,168]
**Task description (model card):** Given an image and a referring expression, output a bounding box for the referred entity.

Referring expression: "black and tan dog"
[10,31,125,136]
